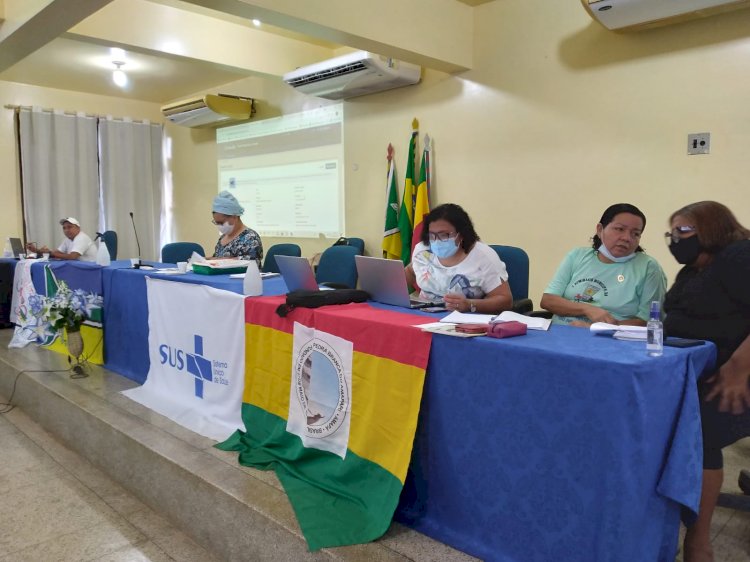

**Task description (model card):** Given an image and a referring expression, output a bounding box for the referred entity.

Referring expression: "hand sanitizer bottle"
[243,260,263,296]
[646,301,663,357]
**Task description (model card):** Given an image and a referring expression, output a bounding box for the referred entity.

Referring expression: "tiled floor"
[2,405,748,562]
[675,438,750,562]
[1,359,749,562]
[0,406,220,562]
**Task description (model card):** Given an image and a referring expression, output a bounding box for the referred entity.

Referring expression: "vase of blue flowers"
[23,281,103,361]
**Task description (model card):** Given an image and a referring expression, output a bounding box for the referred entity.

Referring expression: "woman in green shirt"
[540,203,667,326]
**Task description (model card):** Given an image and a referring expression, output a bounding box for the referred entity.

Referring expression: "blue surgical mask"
[430,237,459,259]
[598,243,636,263]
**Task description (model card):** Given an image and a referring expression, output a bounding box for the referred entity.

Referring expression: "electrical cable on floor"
[1,328,106,411]
[0,367,71,414]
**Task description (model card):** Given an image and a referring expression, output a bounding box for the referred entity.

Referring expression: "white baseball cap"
[59,217,80,226]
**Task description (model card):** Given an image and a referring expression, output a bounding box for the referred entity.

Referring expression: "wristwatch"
[469,300,476,313]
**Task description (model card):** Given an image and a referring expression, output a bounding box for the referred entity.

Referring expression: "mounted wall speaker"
[581,0,750,31]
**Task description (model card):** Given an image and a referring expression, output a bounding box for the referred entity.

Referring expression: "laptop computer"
[8,237,24,259]
[355,255,444,309]
[275,255,319,292]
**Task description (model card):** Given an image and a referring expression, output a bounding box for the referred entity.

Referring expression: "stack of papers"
[439,310,551,331]
[229,272,280,279]
[589,322,648,341]
[416,322,486,337]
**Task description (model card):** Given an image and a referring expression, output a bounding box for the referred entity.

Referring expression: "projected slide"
[217,105,344,238]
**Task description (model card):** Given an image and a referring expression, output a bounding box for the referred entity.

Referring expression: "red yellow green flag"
[397,120,418,265]
[411,134,431,254]
[382,143,401,260]
[218,297,433,550]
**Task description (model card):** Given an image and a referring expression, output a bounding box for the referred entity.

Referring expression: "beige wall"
[4,0,750,303]
[337,0,750,301]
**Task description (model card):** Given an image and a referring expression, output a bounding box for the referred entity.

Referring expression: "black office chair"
[101,230,118,260]
[161,242,205,264]
[263,243,302,273]
[489,245,533,314]
[316,245,359,289]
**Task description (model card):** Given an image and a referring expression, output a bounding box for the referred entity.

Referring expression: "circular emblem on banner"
[293,339,349,438]
[617,274,625,283]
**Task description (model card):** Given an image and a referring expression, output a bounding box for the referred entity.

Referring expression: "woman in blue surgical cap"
[211,191,263,265]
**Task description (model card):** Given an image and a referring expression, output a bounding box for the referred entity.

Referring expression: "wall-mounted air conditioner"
[283,51,421,100]
[582,0,750,31]
[161,94,255,127]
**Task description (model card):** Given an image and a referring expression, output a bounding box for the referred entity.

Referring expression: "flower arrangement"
[22,281,103,343]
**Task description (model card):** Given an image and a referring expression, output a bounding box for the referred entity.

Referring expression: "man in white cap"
[26,217,98,262]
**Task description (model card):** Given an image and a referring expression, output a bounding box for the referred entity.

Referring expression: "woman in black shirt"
[663,201,750,562]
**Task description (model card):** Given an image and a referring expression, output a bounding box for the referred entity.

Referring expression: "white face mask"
[598,243,636,263]
[217,222,234,235]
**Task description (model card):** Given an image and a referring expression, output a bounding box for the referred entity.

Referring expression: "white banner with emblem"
[287,322,353,459]
[121,277,245,440]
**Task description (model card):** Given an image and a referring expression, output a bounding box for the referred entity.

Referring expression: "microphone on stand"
[129,211,142,268]
[94,232,103,241]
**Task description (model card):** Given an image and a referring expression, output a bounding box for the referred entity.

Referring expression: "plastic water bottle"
[646,300,663,357]
[96,240,111,266]
[243,260,263,296]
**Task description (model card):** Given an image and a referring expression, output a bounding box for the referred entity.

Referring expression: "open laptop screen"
[355,255,443,309]
[275,255,319,292]
[8,238,24,258]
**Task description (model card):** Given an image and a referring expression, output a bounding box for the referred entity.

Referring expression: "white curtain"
[18,109,100,250]
[99,119,163,261]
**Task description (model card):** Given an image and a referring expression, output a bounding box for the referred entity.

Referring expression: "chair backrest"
[489,245,529,300]
[344,237,365,255]
[101,230,118,260]
[315,245,360,289]
[263,243,302,273]
[161,242,205,264]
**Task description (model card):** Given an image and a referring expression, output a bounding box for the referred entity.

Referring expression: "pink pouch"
[487,321,527,339]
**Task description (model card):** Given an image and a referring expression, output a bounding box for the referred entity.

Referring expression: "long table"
[34,264,716,561]
[392,316,715,561]
[101,264,287,383]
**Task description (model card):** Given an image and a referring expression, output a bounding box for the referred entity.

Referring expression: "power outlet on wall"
[687,133,710,155]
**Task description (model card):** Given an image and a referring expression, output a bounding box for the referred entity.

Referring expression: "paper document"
[613,330,647,341]
[590,322,647,341]
[439,311,495,325]
[590,322,647,335]
[491,310,551,331]
[419,322,486,338]
[439,310,552,331]
[229,272,280,279]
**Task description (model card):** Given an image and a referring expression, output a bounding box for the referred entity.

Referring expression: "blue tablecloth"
[391,322,716,562]
[102,264,287,383]
[42,264,715,561]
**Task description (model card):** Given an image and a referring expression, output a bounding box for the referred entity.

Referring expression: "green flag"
[382,143,401,259]
[398,124,418,266]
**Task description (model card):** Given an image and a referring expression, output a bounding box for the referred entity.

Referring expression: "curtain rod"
[4,104,159,125]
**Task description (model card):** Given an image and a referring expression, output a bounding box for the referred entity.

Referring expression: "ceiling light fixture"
[112,61,128,87]
[252,19,261,26]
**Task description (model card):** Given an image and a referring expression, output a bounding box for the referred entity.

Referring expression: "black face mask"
[669,235,702,265]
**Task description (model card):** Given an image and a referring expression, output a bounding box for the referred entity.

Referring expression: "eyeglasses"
[428,231,457,242]
[664,225,697,244]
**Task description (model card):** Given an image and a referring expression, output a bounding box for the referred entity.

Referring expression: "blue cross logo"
[186,335,213,398]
